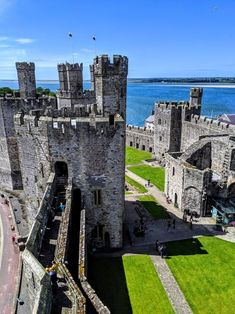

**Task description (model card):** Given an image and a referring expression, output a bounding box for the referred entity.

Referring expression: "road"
[0,198,20,314]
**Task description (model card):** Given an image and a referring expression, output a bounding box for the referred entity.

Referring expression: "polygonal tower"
[93,55,128,119]
[189,87,203,106]
[57,63,83,108]
[16,62,36,98]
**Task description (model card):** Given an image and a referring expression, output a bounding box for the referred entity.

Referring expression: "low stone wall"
[55,185,86,313]
[21,249,52,314]
[126,124,154,153]
[79,209,110,314]
[17,174,56,313]
[26,173,55,256]
[56,185,72,260]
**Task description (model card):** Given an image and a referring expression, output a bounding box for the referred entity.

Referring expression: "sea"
[1,80,235,126]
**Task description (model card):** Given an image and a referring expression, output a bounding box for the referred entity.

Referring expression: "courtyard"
[89,146,235,314]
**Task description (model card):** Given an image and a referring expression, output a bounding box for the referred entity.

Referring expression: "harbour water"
[1,80,235,126]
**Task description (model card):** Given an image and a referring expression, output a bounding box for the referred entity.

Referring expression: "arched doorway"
[55,161,68,189]
[55,161,68,177]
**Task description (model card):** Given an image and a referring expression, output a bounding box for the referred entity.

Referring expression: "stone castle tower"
[154,88,202,161]
[16,62,36,98]
[0,55,128,249]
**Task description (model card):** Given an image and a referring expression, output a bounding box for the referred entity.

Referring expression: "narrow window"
[109,114,114,125]
[172,167,175,176]
[94,189,102,205]
[158,119,161,125]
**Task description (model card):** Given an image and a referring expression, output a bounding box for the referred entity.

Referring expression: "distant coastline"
[2,77,235,85]
[129,78,235,84]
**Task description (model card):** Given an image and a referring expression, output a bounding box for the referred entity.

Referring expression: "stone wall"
[165,152,212,215]
[0,96,56,191]
[126,125,154,152]
[21,249,52,314]
[26,173,55,256]
[181,115,235,151]
[19,175,55,314]
[15,113,125,248]
[79,209,110,314]
[154,102,201,161]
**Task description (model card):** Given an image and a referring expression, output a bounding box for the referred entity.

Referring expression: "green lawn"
[166,237,235,314]
[123,255,174,314]
[126,146,152,165]
[138,195,170,219]
[89,255,173,314]
[125,175,148,193]
[128,165,165,191]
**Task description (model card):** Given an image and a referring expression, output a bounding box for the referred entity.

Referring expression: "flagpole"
[93,35,97,57]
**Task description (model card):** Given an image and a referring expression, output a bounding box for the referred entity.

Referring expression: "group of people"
[155,240,167,258]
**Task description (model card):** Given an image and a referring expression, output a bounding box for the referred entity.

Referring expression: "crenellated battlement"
[15,112,124,136]
[93,54,128,77]
[0,95,56,111]
[126,124,154,134]
[16,62,35,70]
[57,62,83,72]
[189,114,235,132]
[156,101,201,110]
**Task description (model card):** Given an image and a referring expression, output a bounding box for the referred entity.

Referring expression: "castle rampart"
[126,124,154,152]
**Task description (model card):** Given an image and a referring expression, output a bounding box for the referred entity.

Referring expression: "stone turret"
[16,62,36,98]
[189,87,203,106]
[56,62,85,108]
[93,55,128,118]
[58,63,83,93]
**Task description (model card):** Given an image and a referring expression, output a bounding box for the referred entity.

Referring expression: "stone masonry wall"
[181,115,235,151]
[21,249,52,314]
[79,209,110,314]
[15,114,125,248]
[126,125,154,152]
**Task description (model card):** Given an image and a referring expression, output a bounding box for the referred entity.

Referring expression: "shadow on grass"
[139,200,170,219]
[88,256,132,314]
[166,238,208,257]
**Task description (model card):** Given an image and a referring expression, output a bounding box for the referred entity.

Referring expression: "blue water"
[1,80,235,126]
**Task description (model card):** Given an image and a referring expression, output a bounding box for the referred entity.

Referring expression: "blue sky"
[0,0,235,79]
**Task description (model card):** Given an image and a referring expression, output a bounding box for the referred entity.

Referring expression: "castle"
[1,55,128,248]
[127,87,235,218]
[0,55,128,312]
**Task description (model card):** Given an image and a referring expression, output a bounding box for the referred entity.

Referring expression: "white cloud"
[15,38,35,44]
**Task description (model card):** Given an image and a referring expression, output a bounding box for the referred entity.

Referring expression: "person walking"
[155,240,160,251]
[189,221,193,230]
[172,218,176,229]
